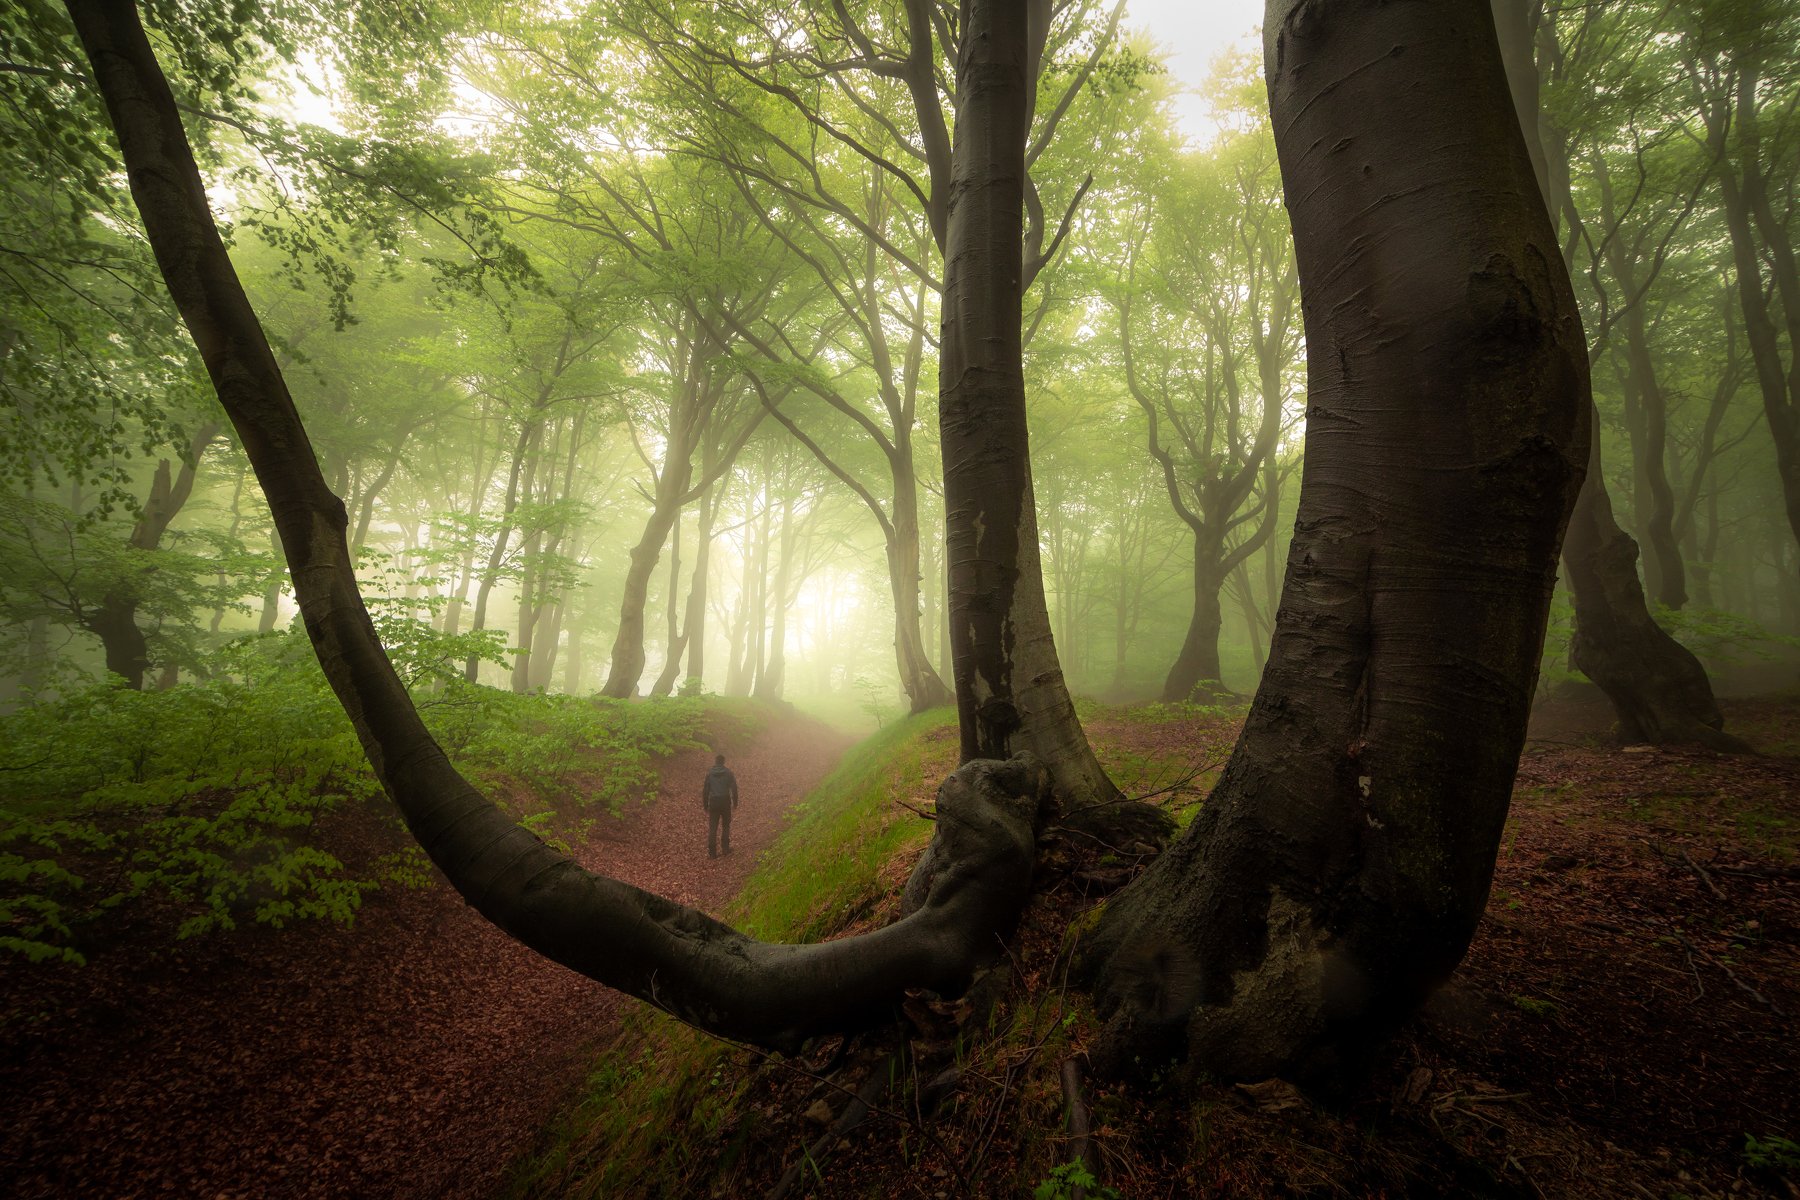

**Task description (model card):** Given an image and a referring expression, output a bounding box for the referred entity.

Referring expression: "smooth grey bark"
[73,0,1051,1050]
[1083,0,1589,1081]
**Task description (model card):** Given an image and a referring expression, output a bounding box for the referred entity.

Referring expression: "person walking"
[701,753,739,858]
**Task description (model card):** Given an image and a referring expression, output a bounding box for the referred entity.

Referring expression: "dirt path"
[0,712,853,1200]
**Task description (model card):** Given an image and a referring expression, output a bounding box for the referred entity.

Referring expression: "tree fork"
[70,0,1050,1051]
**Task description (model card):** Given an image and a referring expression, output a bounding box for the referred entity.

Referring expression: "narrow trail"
[0,711,854,1200]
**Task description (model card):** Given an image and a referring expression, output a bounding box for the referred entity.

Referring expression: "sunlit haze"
[1124,0,1264,141]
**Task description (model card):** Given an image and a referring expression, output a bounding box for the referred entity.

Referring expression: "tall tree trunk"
[75,0,1049,1052]
[257,523,283,634]
[210,459,247,633]
[937,0,1137,831]
[740,494,773,697]
[755,495,796,702]
[562,622,585,693]
[1084,0,1589,1081]
[441,409,497,637]
[1714,69,1800,558]
[530,596,565,692]
[463,418,538,682]
[1596,173,1684,608]
[890,470,953,711]
[601,496,685,698]
[684,481,718,689]
[1161,543,1226,702]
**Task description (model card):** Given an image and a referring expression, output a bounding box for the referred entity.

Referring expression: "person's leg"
[707,808,719,858]
[720,809,732,855]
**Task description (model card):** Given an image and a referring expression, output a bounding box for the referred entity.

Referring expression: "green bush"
[0,618,728,965]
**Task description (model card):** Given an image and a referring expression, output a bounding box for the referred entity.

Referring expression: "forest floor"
[0,705,853,1200]
[547,692,1800,1200]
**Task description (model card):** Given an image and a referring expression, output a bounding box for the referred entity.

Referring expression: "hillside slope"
[0,702,851,1199]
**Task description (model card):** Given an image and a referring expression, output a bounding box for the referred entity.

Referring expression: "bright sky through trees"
[1125,0,1263,140]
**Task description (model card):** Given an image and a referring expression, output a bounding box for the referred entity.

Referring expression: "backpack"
[704,766,733,808]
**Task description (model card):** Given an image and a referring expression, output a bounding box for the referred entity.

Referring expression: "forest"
[1,0,1796,1197]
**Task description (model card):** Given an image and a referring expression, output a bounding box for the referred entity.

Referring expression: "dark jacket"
[702,765,738,812]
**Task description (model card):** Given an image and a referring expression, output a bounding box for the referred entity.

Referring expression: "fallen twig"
[1677,847,1727,900]
[1671,930,1787,1017]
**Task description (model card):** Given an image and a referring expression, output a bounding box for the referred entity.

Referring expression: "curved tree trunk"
[1562,414,1747,750]
[1084,0,1589,1082]
[1161,542,1226,702]
[72,0,1048,1052]
[600,499,683,698]
[936,0,1142,834]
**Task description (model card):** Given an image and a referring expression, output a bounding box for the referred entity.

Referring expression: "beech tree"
[1111,120,1297,701]
[1082,0,1589,1079]
[76,0,1587,1085]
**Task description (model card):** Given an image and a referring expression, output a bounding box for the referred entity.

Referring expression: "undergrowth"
[0,621,746,965]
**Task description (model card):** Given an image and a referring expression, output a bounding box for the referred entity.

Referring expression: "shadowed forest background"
[1,0,1797,1197]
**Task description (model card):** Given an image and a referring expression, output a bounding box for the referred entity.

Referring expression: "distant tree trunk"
[1593,158,1685,609]
[441,410,497,637]
[937,0,1138,830]
[600,341,727,700]
[653,465,716,697]
[210,460,247,633]
[562,623,585,693]
[1162,546,1225,701]
[86,422,219,687]
[1085,0,1589,1081]
[1563,420,1747,749]
[741,494,774,696]
[257,524,283,634]
[890,471,953,711]
[685,483,717,688]
[602,496,686,698]
[755,494,796,702]
[463,417,539,682]
[1230,561,1267,678]
[350,437,408,553]
[529,597,565,691]
[1712,65,1800,559]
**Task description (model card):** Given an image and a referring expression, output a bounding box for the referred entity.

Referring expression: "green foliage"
[0,640,376,960]
[1034,1160,1119,1200]
[0,612,733,965]
[431,688,709,818]
[1744,1132,1800,1172]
